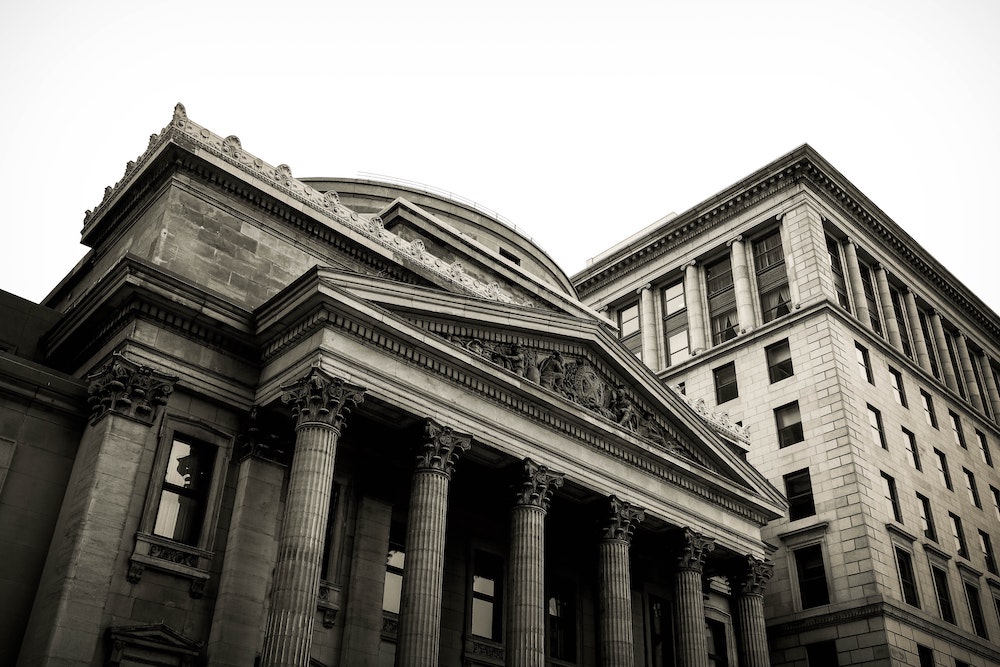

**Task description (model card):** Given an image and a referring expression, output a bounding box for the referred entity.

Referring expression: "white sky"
[1,0,998,315]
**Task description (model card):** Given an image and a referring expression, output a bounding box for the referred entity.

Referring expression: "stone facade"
[575,147,1000,666]
[0,106,785,666]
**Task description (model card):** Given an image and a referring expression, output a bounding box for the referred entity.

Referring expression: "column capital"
[281,366,366,431]
[684,260,697,270]
[726,235,744,247]
[677,528,715,572]
[728,555,774,596]
[86,352,177,425]
[636,283,652,295]
[513,458,564,510]
[415,418,472,475]
[601,496,645,543]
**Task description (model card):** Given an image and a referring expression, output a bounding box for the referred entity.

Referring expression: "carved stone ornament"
[86,353,177,424]
[280,367,366,431]
[729,555,774,597]
[513,458,564,510]
[669,384,751,445]
[602,495,645,543]
[415,418,472,475]
[676,528,715,572]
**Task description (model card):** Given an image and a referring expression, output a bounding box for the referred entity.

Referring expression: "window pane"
[795,544,830,608]
[931,566,955,623]
[471,598,495,638]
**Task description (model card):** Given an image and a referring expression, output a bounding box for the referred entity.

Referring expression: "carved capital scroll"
[601,495,645,543]
[728,555,774,597]
[86,353,177,424]
[677,528,715,572]
[415,418,472,475]
[280,367,365,431]
[513,458,564,510]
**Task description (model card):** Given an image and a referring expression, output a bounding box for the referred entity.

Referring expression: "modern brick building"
[0,106,786,667]
[573,145,1000,666]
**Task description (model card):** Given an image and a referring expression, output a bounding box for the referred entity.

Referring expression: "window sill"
[128,532,213,598]
[463,636,505,666]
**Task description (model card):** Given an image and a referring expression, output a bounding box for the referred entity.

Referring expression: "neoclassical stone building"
[1,106,785,666]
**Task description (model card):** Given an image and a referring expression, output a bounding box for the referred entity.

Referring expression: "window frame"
[962,579,989,639]
[979,530,998,575]
[902,427,921,471]
[934,448,952,490]
[949,512,968,558]
[920,389,938,428]
[948,411,967,449]
[765,339,794,384]
[881,471,902,523]
[917,493,937,542]
[856,343,874,385]
[775,401,804,448]
[617,302,642,358]
[662,280,689,366]
[888,366,907,407]
[975,430,993,467]
[962,467,981,508]
[784,468,816,522]
[867,405,887,450]
[826,234,851,313]
[752,228,791,324]
[930,563,956,624]
[546,573,579,662]
[469,548,505,642]
[894,545,921,608]
[793,543,832,609]
[713,361,739,404]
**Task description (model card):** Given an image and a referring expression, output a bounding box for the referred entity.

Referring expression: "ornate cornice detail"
[415,418,472,475]
[280,367,365,431]
[86,353,177,424]
[669,385,751,445]
[602,495,645,543]
[677,528,715,572]
[513,458,564,510]
[728,555,774,597]
[84,104,527,307]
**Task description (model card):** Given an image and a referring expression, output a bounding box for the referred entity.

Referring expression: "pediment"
[106,623,200,666]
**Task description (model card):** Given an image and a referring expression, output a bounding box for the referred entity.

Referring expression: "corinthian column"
[674,529,715,667]
[639,284,660,371]
[261,368,365,667]
[599,496,645,667]
[507,459,564,667]
[685,262,707,354]
[729,236,755,333]
[395,419,472,667]
[729,556,774,667]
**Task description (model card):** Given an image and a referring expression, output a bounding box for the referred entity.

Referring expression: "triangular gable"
[106,623,200,666]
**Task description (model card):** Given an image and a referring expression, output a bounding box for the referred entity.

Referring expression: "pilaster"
[598,496,644,667]
[674,528,715,667]
[340,496,393,666]
[729,236,754,334]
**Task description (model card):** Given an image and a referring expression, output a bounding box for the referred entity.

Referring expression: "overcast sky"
[1,0,998,315]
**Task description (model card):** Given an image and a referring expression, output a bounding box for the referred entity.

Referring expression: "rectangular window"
[991,485,1000,521]
[963,468,981,508]
[153,437,215,546]
[794,544,830,608]
[917,493,937,541]
[784,468,816,521]
[806,640,839,667]
[948,411,966,449]
[969,349,992,418]
[618,302,642,358]
[546,576,577,661]
[949,513,968,557]
[382,545,405,614]
[753,230,790,323]
[826,236,851,312]
[856,343,874,385]
[775,402,804,448]
[889,367,907,406]
[920,390,938,428]
[662,281,689,366]
[889,285,913,359]
[894,546,920,607]
[976,430,993,467]
[931,565,955,623]
[766,339,794,383]
[714,362,739,404]
[934,449,952,490]
[902,428,921,470]
[858,262,883,336]
[964,581,989,638]
[979,530,998,575]
[881,472,902,522]
[706,618,729,667]
[707,255,738,345]
[917,645,934,667]
[918,309,941,379]
[471,551,503,640]
[867,405,887,450]
[943,330,967,399]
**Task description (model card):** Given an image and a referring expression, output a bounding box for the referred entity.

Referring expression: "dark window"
[895,547,920,607]
[382,544,405,614]
[902,428,921,470]
[979,530,997,575]
[931,565,955,623]
[498,247,521,265]
[647,595,674,667]
[707,255,738,345]
[663,281,689,366]
[962,468,981,508]
[618,303,641,358]
[934,449,952,490]
[889,286,913,358]
[805,640,839,667]
[943,330,966,399]
[948,411,966,449]
[867,405,887,450]
[795,544,830,608]
[546,576,577,661]
[881,472,902,522]
[920,390,938,428]
[889,367,907,406]
[706,618,728,667]
[784,469,816,521]
[766,339,794,383]
[753,230,790,323]
[826,236,851,312]
[858,262,883,336]
[471,551,503,640]
[153,437,214,546]
[992,486,1000,521]
[964,581,989,639]
[976,430,993,467]
[856,343,874,384]
[775,402,804,448]
[917,493,936,541]
[918,309,941,378]
[949,513,968,558]
[917,645,934,667]
[714,362,738,404]
[969,349,992,418]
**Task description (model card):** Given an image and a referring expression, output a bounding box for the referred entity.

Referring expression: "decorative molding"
[280,366,365,431]
[677,528,715,572]
[885,523,918,544]
[776,521,829,543]
[602,495,645,543]
[513,458,564,510]
[128,533,212,598]
[86,352,177,424]
[415,418,472,475]
[668,384,751,445]
[106,624,201,667]
[728,555,774,597]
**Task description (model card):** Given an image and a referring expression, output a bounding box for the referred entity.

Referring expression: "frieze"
[86,353,177,424]
[84,104,530,308]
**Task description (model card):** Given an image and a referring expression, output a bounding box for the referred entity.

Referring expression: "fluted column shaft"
[729,237,754,333]
[396,421,471,667]
[730,557,774,667]
[875,266,901,348]
[983,354,1000,421]
[506,460,562,667]
[262,369,364,667]
[930,312,959,392]
[674,529,714,667]
[685,262,707,354]
[956,333,984,410]
[903,289,931,372]
[599,497,644,667]
[639,284,660,371]
[842,241,870,330]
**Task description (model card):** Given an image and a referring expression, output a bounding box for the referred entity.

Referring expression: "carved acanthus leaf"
[415,418,472,475]
[86,353,177,424]
[602,495,645,543]
[280,367,365,431]
[676,528,715,572]
[513,458,564,510]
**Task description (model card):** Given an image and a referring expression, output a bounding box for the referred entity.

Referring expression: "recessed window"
[856,343,874,385]
[382,545,405,614]
[948,411,966,449]
[826,235,851,313]
[153,437,215,546]
[894,546,920,607]
[498,247,521,265]
[902,428,921,470]
[618,303,642,358]
[949,513,968,558]
[707,255,738,345]
[888,367,907,406]
[546,576,577,661]
[805,640,839,667]
[943,329,966,399]
[706,618,729,667]
[662,281,689,366]
[963,468,981,508]
[766,339,794,383]
[775,402,804,448]
[753,229,790,323]
[784,468,816,521]
[888,285,913,359]
[881,472,902,523]
[979,530,998,575]
[917,493,936,542]
[964,581,989,639]
[471,550,504,640]
[975,430,993,467]
[991,485,1000,521]
[934,449,952,490]
[714,362,739,404]
[920,390,937,428]
[917,645,934,667]
[794,544,830,608]
[858,262,883,337]
[867,405,887,450]
[917,309,941,379]
[930,565,955,623]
